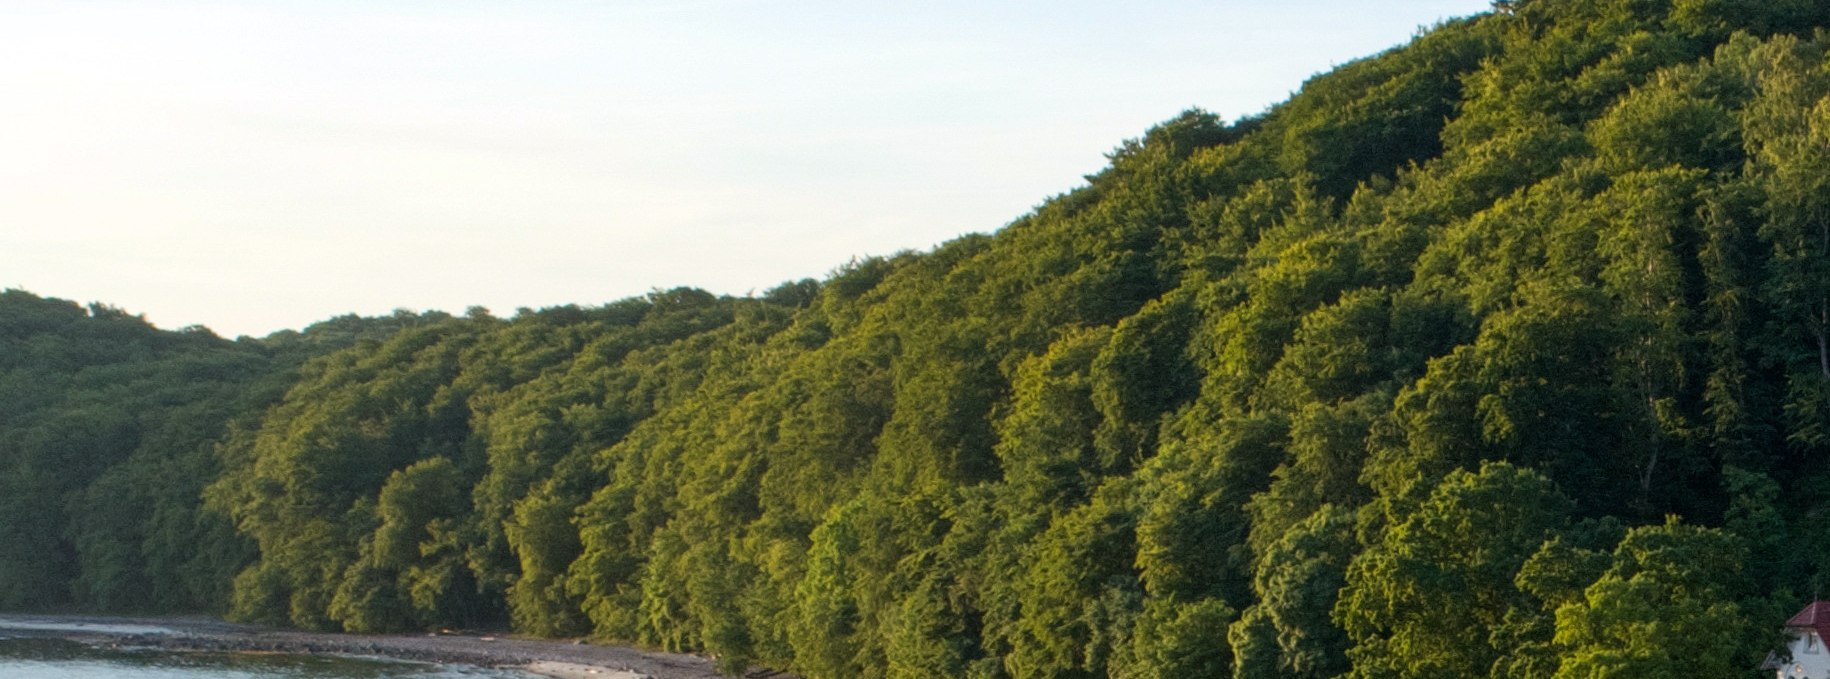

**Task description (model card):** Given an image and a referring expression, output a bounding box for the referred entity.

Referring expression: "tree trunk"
[1819,319,1828,381]
[1815,302,1830,381]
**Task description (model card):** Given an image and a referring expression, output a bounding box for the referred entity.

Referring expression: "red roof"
[1787,601,1830,644]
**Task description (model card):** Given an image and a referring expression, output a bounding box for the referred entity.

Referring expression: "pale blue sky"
[0,1,1491,337]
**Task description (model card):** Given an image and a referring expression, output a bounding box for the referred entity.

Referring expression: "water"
[0,620,180,635]
[0,636,541,679]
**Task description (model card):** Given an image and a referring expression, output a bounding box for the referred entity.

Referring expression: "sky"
[0,0,1493,338]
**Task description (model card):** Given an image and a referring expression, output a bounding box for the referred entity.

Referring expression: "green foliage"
[1550,520,1753,678]
[1254,506,1358,678]
[13,5,1830,678]
[1338,462,1573,678]
[0,291,272,612]
[1120,597,1235,679]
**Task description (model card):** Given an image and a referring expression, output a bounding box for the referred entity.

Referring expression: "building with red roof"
[1770,601,1830,678]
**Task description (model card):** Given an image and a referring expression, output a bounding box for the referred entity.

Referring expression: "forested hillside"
[7,1,1830,676]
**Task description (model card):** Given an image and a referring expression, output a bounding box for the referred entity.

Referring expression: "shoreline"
[0,613,792,679]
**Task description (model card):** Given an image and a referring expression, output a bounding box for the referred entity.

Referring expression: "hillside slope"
[6,1,1830,677]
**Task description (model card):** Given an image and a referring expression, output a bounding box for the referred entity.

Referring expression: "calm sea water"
[0,636,540,679]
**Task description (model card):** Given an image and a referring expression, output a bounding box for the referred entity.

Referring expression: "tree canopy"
[8,2,1830,677]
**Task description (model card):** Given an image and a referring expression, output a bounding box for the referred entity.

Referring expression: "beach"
[0,614,790,679]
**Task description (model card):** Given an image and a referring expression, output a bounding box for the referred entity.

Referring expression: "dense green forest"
[8,0,1830,676]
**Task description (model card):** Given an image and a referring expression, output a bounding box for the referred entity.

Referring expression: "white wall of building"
[1780,630,1830,679]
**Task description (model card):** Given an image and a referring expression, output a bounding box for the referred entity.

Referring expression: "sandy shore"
[525,660,650,679]
[0,613,793,679]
